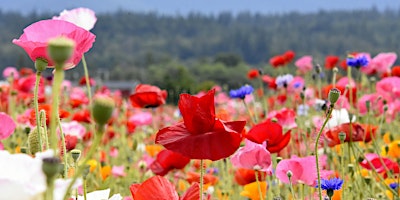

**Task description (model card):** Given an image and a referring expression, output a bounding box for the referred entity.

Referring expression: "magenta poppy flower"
[276,155,333,186]
[0,112,16,140]
[53,7,97,31]
[2,67,19,79]
[231,139,272,172]
[295,55,313,74]
[13,19,96,69]
[376,77,400,99]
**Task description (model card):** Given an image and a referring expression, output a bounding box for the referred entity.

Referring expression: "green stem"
[242,99,256,124]
[63,127,104,200]
[315,105,334,200]
[255,170,264,200]
[40,110,49,149]
[200,159,204,200]
[34,71,43,152]
[45,178,55,200]
[288,176,296,200]
[82,55,92,104]
[83,178,87,200]
[58,117,68,178]
[50,68,64,152]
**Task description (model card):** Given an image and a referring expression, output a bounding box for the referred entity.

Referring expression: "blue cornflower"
[389,182,399,190]
[318,178,344,190]
[229,85,254,99]
[346,55,369,68]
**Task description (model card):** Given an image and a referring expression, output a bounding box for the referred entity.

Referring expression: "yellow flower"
[387,140,400,159]
[240,181,267,200]
[86,159,98,172]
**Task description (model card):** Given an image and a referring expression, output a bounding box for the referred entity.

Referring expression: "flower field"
[1,7,400,200]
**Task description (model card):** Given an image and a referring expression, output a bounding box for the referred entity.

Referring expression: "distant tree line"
[1,8,400,97]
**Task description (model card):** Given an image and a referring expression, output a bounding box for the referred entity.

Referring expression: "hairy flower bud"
[47,36,75,66]
[92,95,115,126]
[28,127,45,155]
[328,88,341,105]
[35,58,48,72]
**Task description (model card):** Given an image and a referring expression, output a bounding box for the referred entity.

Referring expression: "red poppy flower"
[19,67,34,77]
[78,76,96,86]
[186,171,218,185]
[262,75,277,90]
[283,50,295,64]
[59,135,78,153]
[391,66,400,77]
[325,55,340,70]
[155,89,246,161]
[245,120,291,153]
[270,55,286,68]
[71,109,91,123]
[234,168,267,186]
[130,176,199,200]
[150,149,191,176]
[247,69,260,79]
[129,84,168,108]
[29,104,70,126]
[359,153,399,178]
[339,59,348,71]
[324,123,377,147]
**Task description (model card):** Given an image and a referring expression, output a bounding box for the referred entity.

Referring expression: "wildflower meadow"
[1,7,400,200]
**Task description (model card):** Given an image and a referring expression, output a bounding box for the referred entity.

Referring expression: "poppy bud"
[71,149,81,162]
[286,170,293,178]
[328,88,341,105]
[332,67,338,73]
[20,147,28,154]
[42,157,61,182]
[365,100,371,112]
[338,131,346,142]
[35,58,48,72]
[347,164,354,174]
[47,36,75,66]
[28,127,45,155]
[92,95,115,126]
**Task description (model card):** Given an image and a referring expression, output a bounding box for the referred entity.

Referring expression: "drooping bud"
[332,67,339,73]
[35,58,48,72]
[28,127,45,155]
[328,88,341,105]
[42,157,61,182]
[47,36,75,66]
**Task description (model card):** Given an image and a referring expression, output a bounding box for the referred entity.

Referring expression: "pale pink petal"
[53,8,97,31]
[0,113,16,140]
[275,159,303,184]
[231,139,272,172]
[112,165,126,177]
[129,111,153,126]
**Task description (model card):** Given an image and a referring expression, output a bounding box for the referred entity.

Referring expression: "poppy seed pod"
[47,36,75,66]
[70,149,81,162]
[35,58,48,72]
[328,88,341,105]
[42,157,61,181]
[92,95,115,126]
[28,127,45,155]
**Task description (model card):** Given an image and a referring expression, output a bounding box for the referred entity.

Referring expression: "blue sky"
[1,0,399,15]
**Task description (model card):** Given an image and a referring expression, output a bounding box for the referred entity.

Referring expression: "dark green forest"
[1,8,400,92]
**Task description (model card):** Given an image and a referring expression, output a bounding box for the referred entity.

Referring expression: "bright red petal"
[133,176,179,200]
[267,130,291,153]
[150,149,190,176]
[246,120,283,144]
[180,183,200,200]
[156,120,245,161]
[178,90,215,135]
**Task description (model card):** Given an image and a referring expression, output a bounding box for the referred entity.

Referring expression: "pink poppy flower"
[13,19,96,69]
[276,155,332,186]
[2,67,19,79]
[61,121,86,139]
[295,55,313,73]
[357,93,387,115]
[0,112,16,140]
[129,111,153,126]
[376,77,400,99]
[112,165,126,177]
[287,76,305,93]
[362,52,397,75]
[267,108,297,129]
[53,7,97,31]
[336,77,356,88]
[231,139,272,172]
[109,147,119,158]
